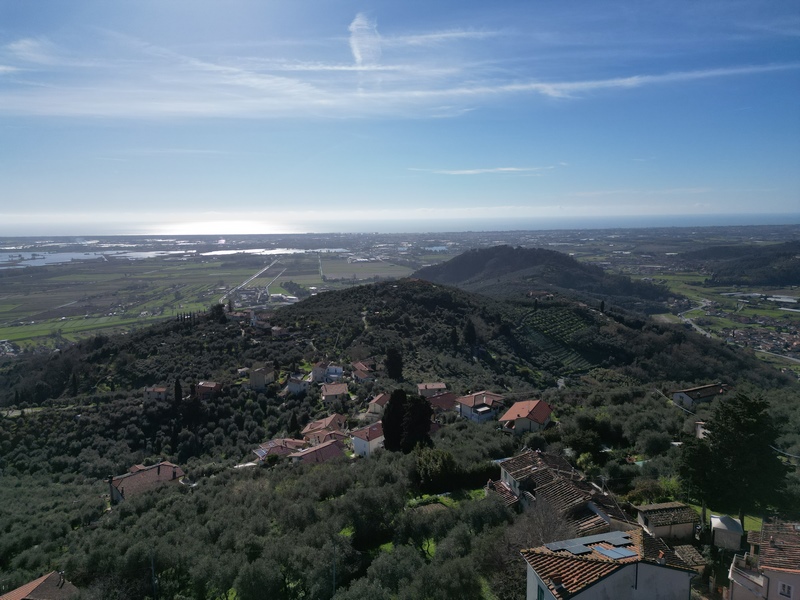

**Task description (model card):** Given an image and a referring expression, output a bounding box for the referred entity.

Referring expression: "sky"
[0,0,798,235]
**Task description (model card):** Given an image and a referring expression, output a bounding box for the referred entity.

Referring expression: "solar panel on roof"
[546,531,632,553]
[595,547,637,560]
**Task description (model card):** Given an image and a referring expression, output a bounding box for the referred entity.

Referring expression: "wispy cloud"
[349,13,382,66]
[384,29,501,47]
[410,166,556,175]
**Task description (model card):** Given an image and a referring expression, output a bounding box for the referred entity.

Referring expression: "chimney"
[172,466,176,480]
[58,572,64,588]
[769,536,776,547]
[657,550,666,565]
[157,463,161,476]
[107,475,114,502]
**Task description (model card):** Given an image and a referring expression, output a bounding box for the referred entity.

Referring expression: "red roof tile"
[455,390,504,408]
[351,421,383,442]
[498,399,553,425]
[0,572,79,600]
[755,519,800,573]
[289,439,345,464]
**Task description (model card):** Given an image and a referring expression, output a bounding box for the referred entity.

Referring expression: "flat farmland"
[0,252,416,349]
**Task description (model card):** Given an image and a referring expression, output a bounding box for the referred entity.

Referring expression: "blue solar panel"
[546,532,633,554]
[595,547,637,560]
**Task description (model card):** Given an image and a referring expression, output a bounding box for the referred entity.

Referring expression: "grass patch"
[379,541,394,553]
[686,503,763,532]
[339,525,354,538]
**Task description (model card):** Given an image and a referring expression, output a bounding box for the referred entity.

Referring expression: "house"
[498,399,553,435]
[367,392,390,420]
[321,383,349,404]
[728,519,800,600]
[521,529,695,600]
[0,571,79,600]
[352,367,375,383]
[671,382,729,409]
[253,438,306,461]
[196,381,222,401]
[351,421,384,458]
[695,421,709,439]
[301,413,348,446]
[312,362,344,383]
[289,439,345,465]
[454,390,504,422]
[711,514,743,551]
[249,367,275,391]
[428,391,458,414]
[287,376,309,396]
[144,385,167,401]
[636,502,700,541]
[109,461,185,504]
[490,450,635,534]
[417,382,447,398]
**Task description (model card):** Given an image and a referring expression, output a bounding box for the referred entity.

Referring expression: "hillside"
[681,240,800,286]
[413,245,673,314]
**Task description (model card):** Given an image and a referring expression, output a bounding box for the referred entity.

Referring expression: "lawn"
[686,503,762,532]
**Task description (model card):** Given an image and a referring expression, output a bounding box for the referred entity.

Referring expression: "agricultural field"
[0,251,418,350]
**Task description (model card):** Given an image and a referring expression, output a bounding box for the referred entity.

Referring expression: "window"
[779,582,793,598]
[537,585,545,600]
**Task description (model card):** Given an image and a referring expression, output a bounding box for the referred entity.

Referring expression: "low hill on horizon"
[413,245,673,314]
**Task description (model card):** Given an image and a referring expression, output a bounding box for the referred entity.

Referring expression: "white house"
[671,383,729,409]
[711,514,743,551]
[454,390,504,422]
[350,421,384,458]
[728,519,800,600]
[522,529,694,600]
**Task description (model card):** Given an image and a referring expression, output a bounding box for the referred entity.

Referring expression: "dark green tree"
[463,319,477,347]
[683,393,789,526]
[209,303,227,324]
[174,380,182,404]
[384,348,403,381]
[383,389,433,453]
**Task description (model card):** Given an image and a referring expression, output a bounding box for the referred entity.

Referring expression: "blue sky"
[1,0,798,235]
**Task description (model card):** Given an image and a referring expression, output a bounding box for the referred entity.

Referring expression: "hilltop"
[413,245,673,313]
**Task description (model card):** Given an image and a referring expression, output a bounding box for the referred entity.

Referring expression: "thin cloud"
[384,29,501,47]
[411,166,556,175]
[349,13,382,66]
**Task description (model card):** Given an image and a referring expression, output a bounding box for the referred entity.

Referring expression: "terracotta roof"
[499,449,575,484]
[0,572,78,600]
[321,383,348,396]
[368,393,390,407]
[289,439,345,464]
[536,477,592,515]
[570,506,611,537]
[427,391,457,412]
[636,502,700,527]
[498,399,553,425]
[351,421,383,442]
[301,413,347,435]
[485,480,519,508]
[756,519,800,573]
[253,438,306,460]
[521,529,692,600]
[455,390,504,408]
[673,545,706,568]
[111,461,184,500]
[418,382,447,392]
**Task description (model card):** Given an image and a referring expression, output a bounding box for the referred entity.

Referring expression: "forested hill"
[1,278,790,409]
[681,240,800,286]
[413,245,671,313]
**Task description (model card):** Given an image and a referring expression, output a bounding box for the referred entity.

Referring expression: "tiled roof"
[636,502,700,527]
[455,390,504,408]
[0,572,78,600]
[289,439,345,464]
[321,383,348,396]
[756,519,800,573]
[537,477,590,515]
[499,450,575,485]
[485,480,519,508]
[521,529,692,600]
[427,392,457,412]
[498,400,553,425]
[418,382,447,392]
[673,545,706,567]
[301,413,347,435]
[253,438,306,460]
[351,421,383,442]
[111,461,184,500]
[368,393,390,407]
[570,506,611,537]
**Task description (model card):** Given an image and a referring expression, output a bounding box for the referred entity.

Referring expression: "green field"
[0,253,418,349]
